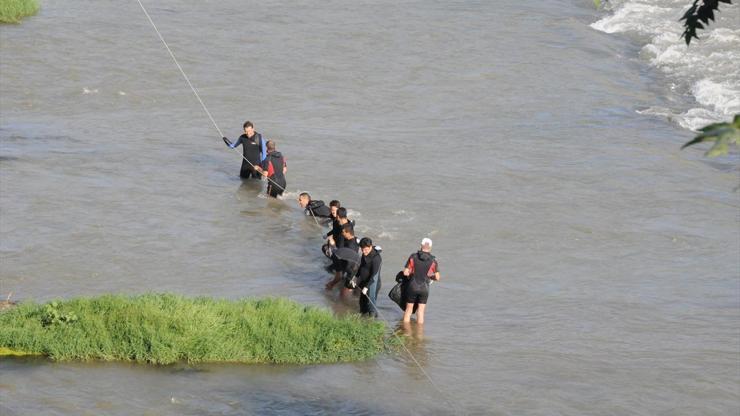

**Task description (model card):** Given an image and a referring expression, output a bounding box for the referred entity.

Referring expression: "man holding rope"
[222,121,266,179]
[254,140,287,198]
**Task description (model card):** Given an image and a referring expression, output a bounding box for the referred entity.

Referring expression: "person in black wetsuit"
[350,237,382,317]
[222,121,267,179]
[254,140,287,198]
[325,222,359,295]
[329,200,341,218]
[322,207,352,259]
[298,193,332,221]
[402,238,440,325]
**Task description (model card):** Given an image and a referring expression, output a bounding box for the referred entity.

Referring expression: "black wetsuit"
[323,219,355,259]
[229,133,265,179]
[326,218,343,240]
[356,248,382,316]
[261,151,287,198]
[331,236,359,275]
[404,251,438,305]
[305,200,331,219]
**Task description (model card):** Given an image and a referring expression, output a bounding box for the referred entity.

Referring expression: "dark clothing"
[305,200,332,219]
[229,133,265,179]
[356,249,382,317]
[405,286,429,304]
[241,167,261,180]
[356,249,382,289]
[330,236,359,274]
[404,251,438,305]
[333,219,355,247]
[267,183,283,198]
[326,218,343,240]
[261,151,287,198]
[323,219,355,259]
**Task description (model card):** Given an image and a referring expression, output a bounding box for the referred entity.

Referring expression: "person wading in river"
[402,238,440,324]
[222,121,266,179]
[254,140,287,198]
[325,222,359,296]
[298,193,332,221]
[350,237,382,317]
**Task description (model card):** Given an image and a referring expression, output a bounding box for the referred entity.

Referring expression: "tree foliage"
[682,115,740,157]
[680,0,733,45]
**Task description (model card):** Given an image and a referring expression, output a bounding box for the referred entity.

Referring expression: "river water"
[1,0,738,415]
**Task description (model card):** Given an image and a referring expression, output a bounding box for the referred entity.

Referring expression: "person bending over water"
[402,238,440,324]
[325,222,359,296]
[323,206,351,258]
[222,121,266,179]
[298,193,332,221]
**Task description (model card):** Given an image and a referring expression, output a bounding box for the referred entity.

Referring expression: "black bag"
[389,271,417,313]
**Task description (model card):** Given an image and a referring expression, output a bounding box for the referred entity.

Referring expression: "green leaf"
[698,122,730,132]
[681,114,740,157]
[706,135,730,157]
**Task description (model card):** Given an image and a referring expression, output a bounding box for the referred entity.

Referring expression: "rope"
[135,0,286,193]
[135,1,459,413]
[306,200,461,412]
[361,291,465,415]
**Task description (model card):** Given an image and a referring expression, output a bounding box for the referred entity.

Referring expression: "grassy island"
[0,294,388,364]
[0,0,39,23]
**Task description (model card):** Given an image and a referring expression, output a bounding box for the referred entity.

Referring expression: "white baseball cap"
[421,238,433,248]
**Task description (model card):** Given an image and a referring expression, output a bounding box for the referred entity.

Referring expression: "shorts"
[405,285,429,305]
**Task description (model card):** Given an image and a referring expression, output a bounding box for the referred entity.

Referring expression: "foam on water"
[592,0,740,130]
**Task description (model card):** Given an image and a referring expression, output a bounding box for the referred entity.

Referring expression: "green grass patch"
[0,0,39,23]
[0,294,390,364]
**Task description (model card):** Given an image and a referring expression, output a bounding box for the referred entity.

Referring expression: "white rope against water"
[135,0,223,138]
[361,292,465,415]
[135,0,285,192]
[135,1,461,413]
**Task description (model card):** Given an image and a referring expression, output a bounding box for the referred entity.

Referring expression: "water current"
[1,0,738,415]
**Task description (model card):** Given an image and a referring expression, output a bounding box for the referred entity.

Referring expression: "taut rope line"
[135,0,286,192]
[135,0,223,138]
[135,1,460,413]
[361,292,465,415]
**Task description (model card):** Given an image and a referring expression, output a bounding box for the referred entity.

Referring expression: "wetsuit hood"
[416,250,433,262]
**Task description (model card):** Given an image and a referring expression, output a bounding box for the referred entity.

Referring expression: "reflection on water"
[397,321,425,342]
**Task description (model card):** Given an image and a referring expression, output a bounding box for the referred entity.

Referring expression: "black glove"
[222,137,232,147]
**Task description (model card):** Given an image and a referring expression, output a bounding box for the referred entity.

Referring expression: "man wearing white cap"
[402,237,440,324]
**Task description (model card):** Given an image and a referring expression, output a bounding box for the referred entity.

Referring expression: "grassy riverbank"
[0,294,388,364]
[0,0,39,23]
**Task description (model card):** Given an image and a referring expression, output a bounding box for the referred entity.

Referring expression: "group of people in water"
[223,121,441,324]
